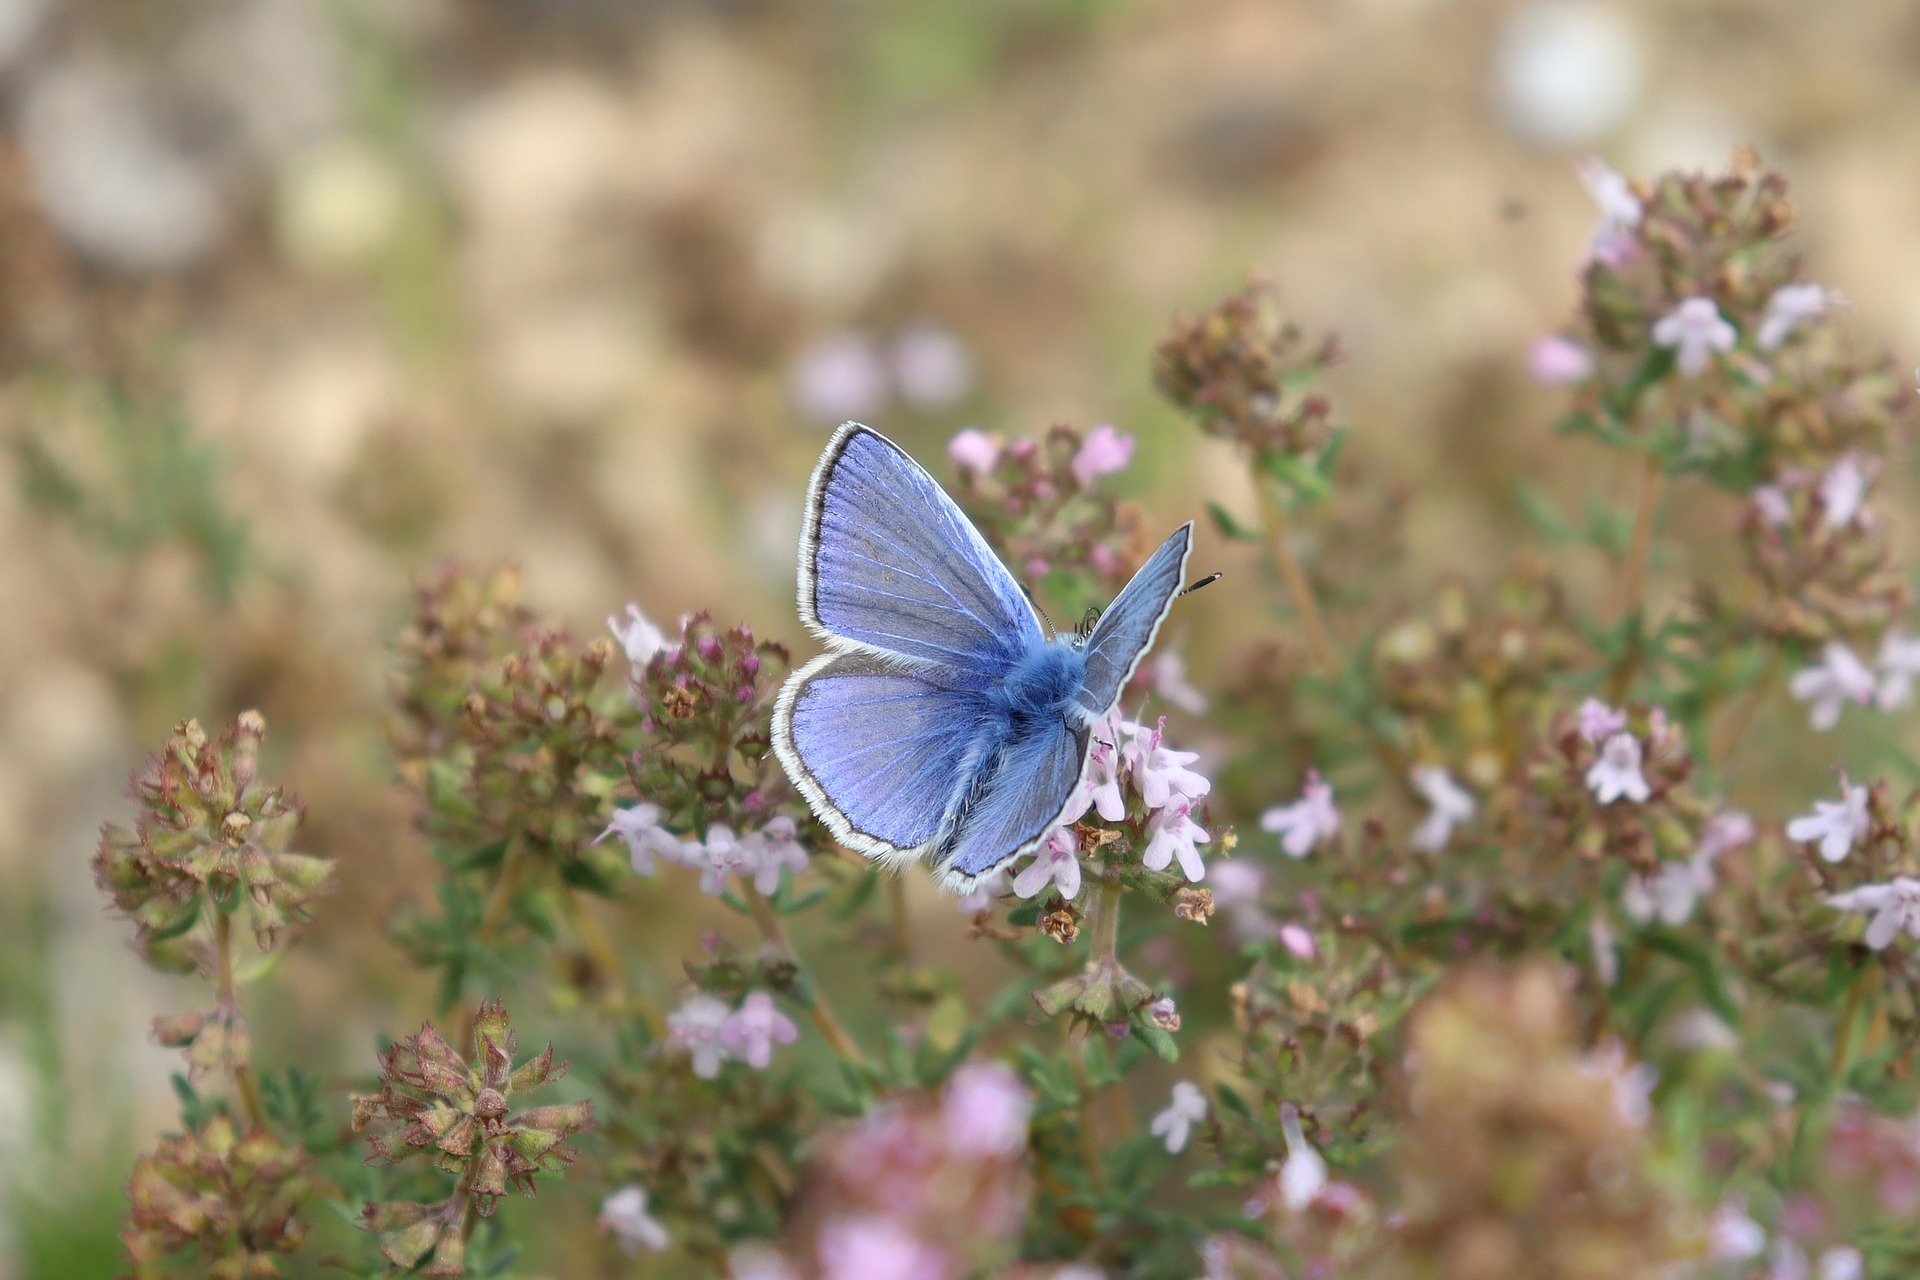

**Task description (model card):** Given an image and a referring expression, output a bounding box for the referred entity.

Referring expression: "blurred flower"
[1757,282,1839,350]
[599,1186,669,1254]
[1786,777,1870,863]
[1143,798,1210,882]
[1071,424,1135,484]
[1145,651,1208,714]
[1259,770,1340,858]
[1875,630,1920,709]
[1279,923,1318,960]
[668,994,733,1078]
[1707,1199,1766,1261]
[1013,827,1082,900]
[595,803,687,875]
[608,603,668,671]
[1753,482,1794,527]
[1577,1039,1656,1127]
[695,824,756,896]
[956,867,1006,914]
[1622,855,1711,925]
[1701,809,1757,859]
[892,327,972,408]
[1790,642,1876,731]
[1585,732,1650,804]
[123,1114,317,1278]
[791,333,888,424]
[1652,296,1736,376]
[1529,334,1595,384]
[721,993,799,1070]
[730,1246,801,1280]
[1150,1081,1208,1153]
[1827,877,1920,950]
[1819,1246,1864,1280]
[755,816,810,889]
[816,1216,945,1280]
[1410,765,1476,851]
[1498,7,1644,145]
[1124,718,1212,809]
[1590,913,1618,985]
[1278,1104,1328,1211]
[948,429,1001,473]
[277,137,405,274]
[1576,697,1628,744]
[942,1061,1030,1157]
[1575,155,1644,262]
[1818,453,1873,528]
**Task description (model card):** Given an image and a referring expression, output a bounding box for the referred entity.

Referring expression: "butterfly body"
[772,423,1192,891]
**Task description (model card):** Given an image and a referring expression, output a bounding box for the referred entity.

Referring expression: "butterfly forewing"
[1072,523,1193,719]
[801,425,1043,679]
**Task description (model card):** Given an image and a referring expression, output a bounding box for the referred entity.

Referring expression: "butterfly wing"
[1071,523,1193,721]
[772,649,993,862]
[800,423,1043,680]
[932,713,1090,890]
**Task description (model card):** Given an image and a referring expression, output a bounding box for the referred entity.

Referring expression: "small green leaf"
[1206,499,1260,541]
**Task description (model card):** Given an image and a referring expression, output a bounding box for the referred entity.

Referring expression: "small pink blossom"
[1576,697,1628,745]
[1752,483,1793,527]
[790,333,887,424]
[598,1185,669,1253]
[1150,1081,1207,1153]
[1012,826,1082,900]
[1145,650,1208,714]
[1827,877,1920,950]
[1875,630,1920,710]
[941,1060,1030,1157]
[1071,423,1135,484]
[1529,334,1594,384]
[595,802,689,875]
[720,992,798,1069]
[1707,1199,1766,1261]
[816,1216,945,1280]
[1652,296,1736,376]
[1586,732,1650,804]
[1124,717,1211,810]
[668,994,732,1078]
[1576,157,1642,264]
[1789,641,1876,732]
[1142,798,1209,881]
[1786,776,1870,863]
[1757,282,1839,350]
[1279,923,1317,960]
[955,866,1006,914]
[1259,770,1340,858]
[695,824,756,895]
[891,326,971,408]
[607,603,667,670]
[947,428,1001,473]
[753,815,810,890]
[1080,733,1128,821]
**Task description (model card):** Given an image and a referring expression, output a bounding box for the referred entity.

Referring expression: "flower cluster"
[666,990,800,1078]
[122,1115,320,1280]
[354,999,593,1276]
[1525,699,1702,873]
[92,712,332,955]
[947,421,1148,604]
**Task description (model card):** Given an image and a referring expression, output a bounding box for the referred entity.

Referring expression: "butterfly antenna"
[1075,606,1101,640]
[1021,582,1057,638]
[1180,571,1223,598]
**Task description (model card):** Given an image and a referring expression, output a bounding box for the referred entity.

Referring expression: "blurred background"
[3,0,1920,1274]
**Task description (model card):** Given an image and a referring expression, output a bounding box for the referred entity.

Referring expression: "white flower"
[694,824,757,896]
[941,1060,1030,1156]
[1827,877,1920,950]
[720,991,799,1069]
[1142,798,1209,882]
[1700,809,1757,860]
[1150,1081,1208,1153]
[1707,1198,1766,1261]
[1577,1039,1656,1127]
[1757,282,1838,350]
[1589,913,1618,986]
[1752,483,1793,527]
[1817,453,1872,528]
[1278,1104,1328,1210]
[1410,765,1476,851]
[1576,157,1642,263]
[1576,697,1628,745]
[956,867,1006,914]
[1789,641,1876,731]
[1786,777,1870,863]
[1585,731,1651,804]
[1818,1246,1864,1280]
[752,816,809,892]
[594,802,689,875]
[1146,651,1208,714]
[1875,629,1920,710]
[1258,770,1340,858]
[1123,718,1211,809]
[1623,858,1712,925]
[607,603,667,671]
[1081,733,1128,822]
[1529,334,1595,385]
[1012,827,1083,900]
[667,994,732,1078]
[598,1185,669,1254]
[1651,296,1736,376]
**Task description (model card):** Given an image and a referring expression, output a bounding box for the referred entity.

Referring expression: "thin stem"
[1830,972,1866,1084]
[563,893,625,1001]
[1606,453,1664,701]
[213,907,268,1130]
[1710,654,1780,777]
[1088,875,1123,971]
[1256,480,1340,671]
[742,884,869,1070]
[477,837,529,940]
[1066,1028,1109,1196]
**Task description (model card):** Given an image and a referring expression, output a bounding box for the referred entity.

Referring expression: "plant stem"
[742,884,869,1070]
[1256,480,1340,671]
[1830,972,1866,1084]
[1606,453,1664,701]
[477,837,529,940]
[213,907,268,1130]
[1066,1027,1109,1196]
[562,892,625,1001]
[1088,875,1123,971]
[1709,654,1780,776]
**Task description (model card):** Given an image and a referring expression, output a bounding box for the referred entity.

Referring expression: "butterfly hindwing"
[1072,523,1193,720]
[772,649,991,860]
[801,424,1044,680]
[932,714,1090,889]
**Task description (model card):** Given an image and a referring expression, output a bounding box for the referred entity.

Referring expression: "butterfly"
[770,422,1196,892]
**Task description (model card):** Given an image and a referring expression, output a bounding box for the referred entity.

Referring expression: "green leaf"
[1514,482,1578,543]
[557,857,617,895]
[1206,499,1260,542]
[455,839,509,872]
[1131,1021,1179,1063]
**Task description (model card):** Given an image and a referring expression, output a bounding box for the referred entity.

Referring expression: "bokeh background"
[4,0,1920,1274]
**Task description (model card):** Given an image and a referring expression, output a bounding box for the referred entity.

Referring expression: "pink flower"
[668,994,732,1078]
[1576,697,1628,745]
[720,992,799,1069]
[1757,282,1839,350]
[1875,630,1920,710]
[1279,923,1318,960]
[1752,483,1793,527]
[594,802,689,875]
[955,866,1005,914]
[1145,650,1208,714]
[1651,296,1736,376]
[891,327,971,408]
[1577,157,1642,264]
[752,815,810,890]
[1150,1081,1208,1153]
[1827,878,1920,950]
[607,603,667,670]
[947,428,1000,473]
[695,824,757,895]
[1529,334,1594,384]
[1586,732,1650,804]
[1142,798,1209,881]
[1081,731,1128,821]
[1011,826,1082,900]
[790,333,888,424]
[816,1217,946,1280]
[1259,770,1340,858]
[941,1060,1030,1157]
[1789,642,1876,732]
[1123,717,1211,810]
[599,1185,669,1253]
[1071,423,1135,484]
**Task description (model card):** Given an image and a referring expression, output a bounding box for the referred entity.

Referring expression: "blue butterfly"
[771,423,1194,892]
